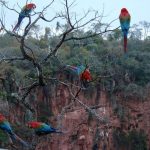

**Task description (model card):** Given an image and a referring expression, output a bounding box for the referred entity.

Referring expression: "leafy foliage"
[113,129,148,150]
[0,19,150,148]
[0,130,8,143]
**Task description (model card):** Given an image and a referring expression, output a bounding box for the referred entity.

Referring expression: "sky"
[0,0,149,32]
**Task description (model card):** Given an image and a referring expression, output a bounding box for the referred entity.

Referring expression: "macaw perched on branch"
[65,65,92,80]
[80,68,92,82]
[65,65,92,88]
[0,113,29,147]
[27,121,62,136]
[119,8,131,53]
[80,67,92,88]
[13,3,36,32]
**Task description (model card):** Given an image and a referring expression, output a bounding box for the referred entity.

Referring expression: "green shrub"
[113,129,148,150]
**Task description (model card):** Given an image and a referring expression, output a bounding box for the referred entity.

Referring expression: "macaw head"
[121,8,129,14]
[27,121,42,129]
[27,3,36,10]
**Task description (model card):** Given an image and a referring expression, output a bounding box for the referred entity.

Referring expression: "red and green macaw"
[0,113,29,147]
[65,65,92,81]
[119,8,131,53]
[27,121,62,136]
[13,3,36,32]
[65,65,92,88]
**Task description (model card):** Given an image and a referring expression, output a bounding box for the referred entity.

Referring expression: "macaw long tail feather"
[10,133,29,147]
[13,16,24,32]
[13,24,19,32]
[55,130,63,134]
[124,35,127,53]
[36,130,63,136]
[50,127,63,133]
[67,65,77,71]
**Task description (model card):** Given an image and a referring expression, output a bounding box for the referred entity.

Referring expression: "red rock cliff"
[0,83,150,150]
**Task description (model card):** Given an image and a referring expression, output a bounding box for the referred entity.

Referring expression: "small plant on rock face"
[71,133,78,142]
[128,129,147,150]
[114,105,126,122]
[113,129,148,150]
[0,130,8,145]
[83,85,95,100]
[123,83,146,101]
[0,91,7,100]
[87,111,94,124]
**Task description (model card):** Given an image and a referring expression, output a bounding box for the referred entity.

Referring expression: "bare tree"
[0,0,118,148]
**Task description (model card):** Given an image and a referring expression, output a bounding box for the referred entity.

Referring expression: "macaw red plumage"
[66,65,92,81]
[0,113,29,147]
[66,65,92,88]
[80,68,92,81]
[80,68,92,88]
[27,121,62,136]
[119,8,131,53]
[13,3,36,32]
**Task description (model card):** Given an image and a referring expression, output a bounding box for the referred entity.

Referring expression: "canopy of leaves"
[0,21,150,101]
